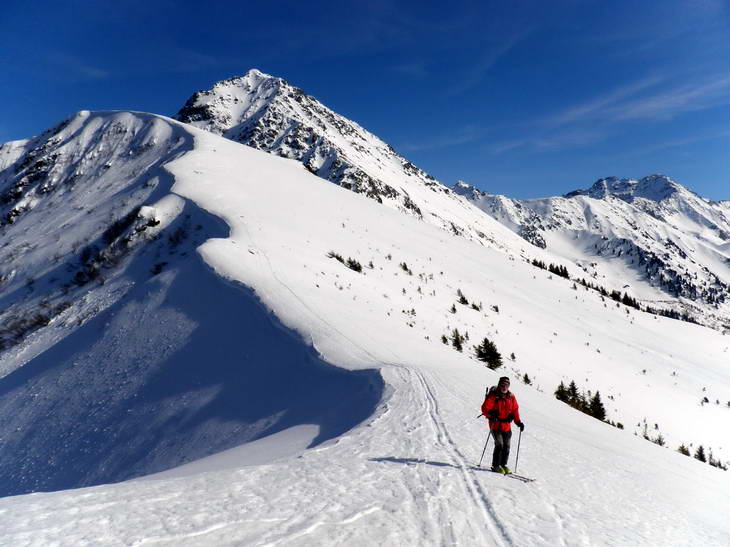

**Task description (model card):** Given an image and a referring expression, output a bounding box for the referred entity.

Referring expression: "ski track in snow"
[246,209,521,545]
[247,216,518,544]
[411,367,513,546]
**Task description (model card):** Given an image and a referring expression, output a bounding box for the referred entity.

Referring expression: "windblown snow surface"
[1,113,729,546]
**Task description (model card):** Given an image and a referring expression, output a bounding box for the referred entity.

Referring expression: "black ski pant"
[491,429,512,469]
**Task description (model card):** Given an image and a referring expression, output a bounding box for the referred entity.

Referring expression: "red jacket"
[482,388,521,432]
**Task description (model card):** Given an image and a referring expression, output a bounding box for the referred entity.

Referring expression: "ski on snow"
[474,467,536,482]
[501,472,535,483]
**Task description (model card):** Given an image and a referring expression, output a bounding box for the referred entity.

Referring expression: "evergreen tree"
[554,381,568,402]
[677,444,690,456]
[694,445,707,463]
[568,381,579,404]
[451,329,464,352]
[474,337,502,369]
[523,373,532,385]
[576,392,588,413]
[589,391,606,420]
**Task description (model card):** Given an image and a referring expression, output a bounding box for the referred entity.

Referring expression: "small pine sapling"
[474,337,502,369]
[451,329,464,352]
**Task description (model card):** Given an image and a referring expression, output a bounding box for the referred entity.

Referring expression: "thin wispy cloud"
[401,126,483,153]
[490,69,730,155]
[446,31,530,96]
[161,46,237,74]
[628,129,730,157]
[610,76,730,121]
[488,127,612,155]
[541,75,664,127]
[49,52,110,81]
[389,60,430,79]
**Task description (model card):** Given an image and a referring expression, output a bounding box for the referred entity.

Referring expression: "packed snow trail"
[410,368,513,545]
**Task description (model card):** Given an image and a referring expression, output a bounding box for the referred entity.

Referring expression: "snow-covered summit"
[174,70,527,250]
[565,174,687,203]
[175,69,285,136]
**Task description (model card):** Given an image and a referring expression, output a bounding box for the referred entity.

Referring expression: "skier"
[482,376,524,474]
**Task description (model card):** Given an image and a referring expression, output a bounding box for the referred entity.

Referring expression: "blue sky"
[2,0,729,199]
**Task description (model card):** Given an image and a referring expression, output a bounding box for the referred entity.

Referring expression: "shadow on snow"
[0,238,383,498]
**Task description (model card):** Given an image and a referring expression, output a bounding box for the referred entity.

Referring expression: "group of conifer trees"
[554,380,607,421]
[677,443,728,470]
[531,259,569,279]
[530,257,699,324]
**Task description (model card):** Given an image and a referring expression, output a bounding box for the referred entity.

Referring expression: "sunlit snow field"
[1,113,729,546]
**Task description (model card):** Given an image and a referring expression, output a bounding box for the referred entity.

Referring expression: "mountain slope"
[454,175,730,328]
[173,69,529,252]
[1,112,729,545]
[175,71,729,329]
[0,111,381,496]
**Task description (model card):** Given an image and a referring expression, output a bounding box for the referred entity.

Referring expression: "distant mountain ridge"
[454,175,730,327]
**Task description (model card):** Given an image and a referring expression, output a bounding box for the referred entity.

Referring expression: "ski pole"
[476,413,484,419]
[478,430,492,468]
[514,428,523,473]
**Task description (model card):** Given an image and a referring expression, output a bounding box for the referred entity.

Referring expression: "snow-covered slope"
[0,110,381,496]
[174,71,729,329]
[174,69,529,252]
[1,112,729,545]
[455,176,730,328]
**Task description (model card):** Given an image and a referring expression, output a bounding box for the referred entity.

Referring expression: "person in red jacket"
[481,376,524,474]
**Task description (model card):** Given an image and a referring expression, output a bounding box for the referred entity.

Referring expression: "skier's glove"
[516,421,525,431]
[487,410,498,419]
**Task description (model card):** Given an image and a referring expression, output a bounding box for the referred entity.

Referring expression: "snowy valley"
[0,72,729,546]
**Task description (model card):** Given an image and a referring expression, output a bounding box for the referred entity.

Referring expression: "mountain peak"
[172,71,527,249]
[214,68,280,90]
[634,174,682,201]
[174,69,290,136]
[565,174,684,203]
[452,180,481,196]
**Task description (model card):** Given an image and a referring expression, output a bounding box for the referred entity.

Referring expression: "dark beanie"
[498,376,510,384]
